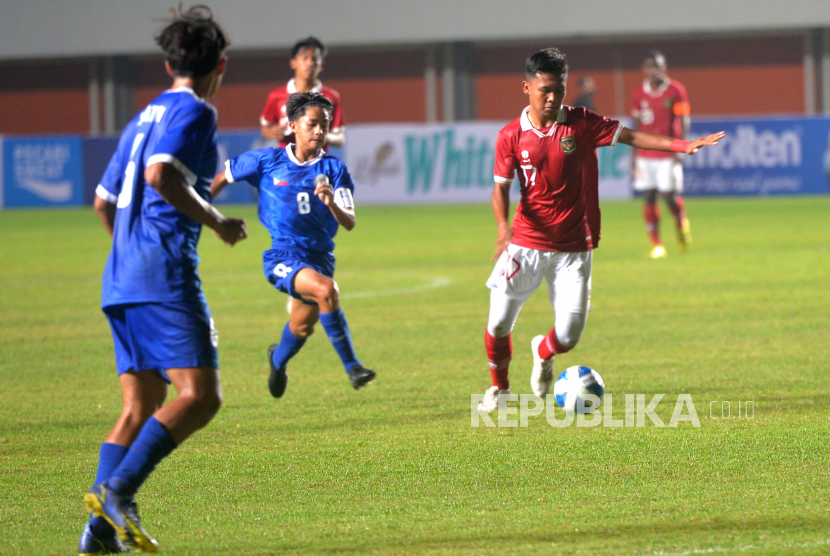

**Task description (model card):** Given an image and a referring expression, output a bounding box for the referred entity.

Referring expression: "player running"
[260,36,346,149]
[212,91,375,398]
[631,51,692,259]
[80,7,246,554]
[478,48,723,412]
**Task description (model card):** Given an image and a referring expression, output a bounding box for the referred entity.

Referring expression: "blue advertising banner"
[82,137,119,205]
[686,116,830,196]
[2,136,84,207]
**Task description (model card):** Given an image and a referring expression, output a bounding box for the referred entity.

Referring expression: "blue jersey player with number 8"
[211,91,376,397]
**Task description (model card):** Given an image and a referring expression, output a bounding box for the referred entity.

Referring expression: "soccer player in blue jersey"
[80,7,247,555]
[211,91,376,397]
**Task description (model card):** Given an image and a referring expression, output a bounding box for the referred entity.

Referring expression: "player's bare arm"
[326,128,345,148]
[261,123,286,141]
[491,181,512,260]
[618,128,725,155]
[146,162,247,246]
[210,171,230,199]
[315,179,355,231]
[94,194,116,237]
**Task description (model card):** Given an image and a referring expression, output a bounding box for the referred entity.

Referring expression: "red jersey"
[494,106,623,252]
[631,78,689,159]
[260,79,346,148]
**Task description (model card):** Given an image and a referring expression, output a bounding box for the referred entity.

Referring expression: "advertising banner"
[2,136,84,208]
[686,117,830,196]
[345,121,633,205]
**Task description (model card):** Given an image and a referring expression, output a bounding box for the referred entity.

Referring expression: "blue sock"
[89,443,129,537]
[107,417,177,496]
[271,322,307,369]
[319,308,361,373]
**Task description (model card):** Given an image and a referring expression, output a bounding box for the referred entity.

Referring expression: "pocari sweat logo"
[687,125,802,170]
[13,142,73,202]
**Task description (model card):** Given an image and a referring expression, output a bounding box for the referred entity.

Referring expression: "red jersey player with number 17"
[477,48,724,412]
[631,50,692,259]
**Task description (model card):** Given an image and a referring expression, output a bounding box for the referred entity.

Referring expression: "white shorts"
[487,245,592,309]
[633,157,684,193]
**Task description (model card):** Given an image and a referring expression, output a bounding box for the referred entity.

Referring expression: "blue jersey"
[225,145,355,254]
[97,87,218,308]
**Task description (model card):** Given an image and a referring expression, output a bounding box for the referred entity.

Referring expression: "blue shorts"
[104,301,219,381]
[263,248,335,305]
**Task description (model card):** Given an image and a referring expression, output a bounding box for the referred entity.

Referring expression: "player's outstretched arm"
[618,128,725,155]
[315,178,355,231]
[261,124,286,141]
[210,171,230,199]
[326,128,345,148]
[491,181,512,261]
[94,195,117,237]
[145,162,247,246]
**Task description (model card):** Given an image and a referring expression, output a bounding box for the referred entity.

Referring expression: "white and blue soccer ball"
[553,366,605,414]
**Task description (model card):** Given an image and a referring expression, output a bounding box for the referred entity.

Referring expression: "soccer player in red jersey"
[478,48,723,412]
[260,37,346,148]
[631,51,692,258]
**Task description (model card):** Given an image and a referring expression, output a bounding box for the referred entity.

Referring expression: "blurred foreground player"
[478,48,723,412]
[260,36,346,148]
[81,7,247,554]
[631,51,692,258]
[212,92,375,398]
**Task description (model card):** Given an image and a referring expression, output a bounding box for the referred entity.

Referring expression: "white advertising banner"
[345,120,633,206]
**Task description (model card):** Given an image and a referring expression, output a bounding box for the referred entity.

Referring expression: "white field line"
[341,277,452,300]
[641,537,830,556]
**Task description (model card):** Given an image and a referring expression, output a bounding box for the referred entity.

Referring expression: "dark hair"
[156,5,229,78]
[526,48,569,79]
[291,36,326,59]
[643,50,666,64]
[286,92,333,122]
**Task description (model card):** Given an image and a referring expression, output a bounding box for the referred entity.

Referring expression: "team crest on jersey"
[663,98,674,109]
[560,136,576,154]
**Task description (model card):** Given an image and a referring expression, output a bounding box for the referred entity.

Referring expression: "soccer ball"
[553,366,605,414]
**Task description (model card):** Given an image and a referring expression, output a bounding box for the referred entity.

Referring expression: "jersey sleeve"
[630,89,641,119]
[261,90,281,127]
[330,92,346,130]
[225,149,268,187]
[583,109,624,148]
[672,82,691,117]
[96,149,123,204]
[147,104,216,185]
[330,161,355,210]
[493,128,517,184]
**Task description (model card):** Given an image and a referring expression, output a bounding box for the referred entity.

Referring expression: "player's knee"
[193,389,222,421]
[316,280,339,310]
[488,322,513,338]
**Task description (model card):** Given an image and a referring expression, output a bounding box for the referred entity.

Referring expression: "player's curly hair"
[291,36,327,59]
[286,92,334,122]
[526,47,569,78]
[156,5,229,78]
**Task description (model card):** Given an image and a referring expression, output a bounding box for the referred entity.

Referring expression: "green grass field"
[1,197,829,555]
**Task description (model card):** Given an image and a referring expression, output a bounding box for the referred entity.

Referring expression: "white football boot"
[477,385,511,413]
[530,335,554,397]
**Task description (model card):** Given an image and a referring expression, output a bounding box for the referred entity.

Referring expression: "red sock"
[485,330,512,389]
[644,204,661,245]
[537,327,571,360]
[669,196,686,227]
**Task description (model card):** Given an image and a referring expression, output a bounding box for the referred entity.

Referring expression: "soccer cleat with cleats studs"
[349,364,376,389]
[477,385,511,413]
[84,483,159,553]
[268,344,288,398]
[530,335,554,397]
[650,244,667,259]
[677,217,692,252]
[78,522,128,555]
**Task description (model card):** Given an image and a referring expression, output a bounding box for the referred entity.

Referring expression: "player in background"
[81,7,247,554]
[260,37,346,148]
[478,47,723,412]
[631,51,692,259]
[212,92,375,398]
